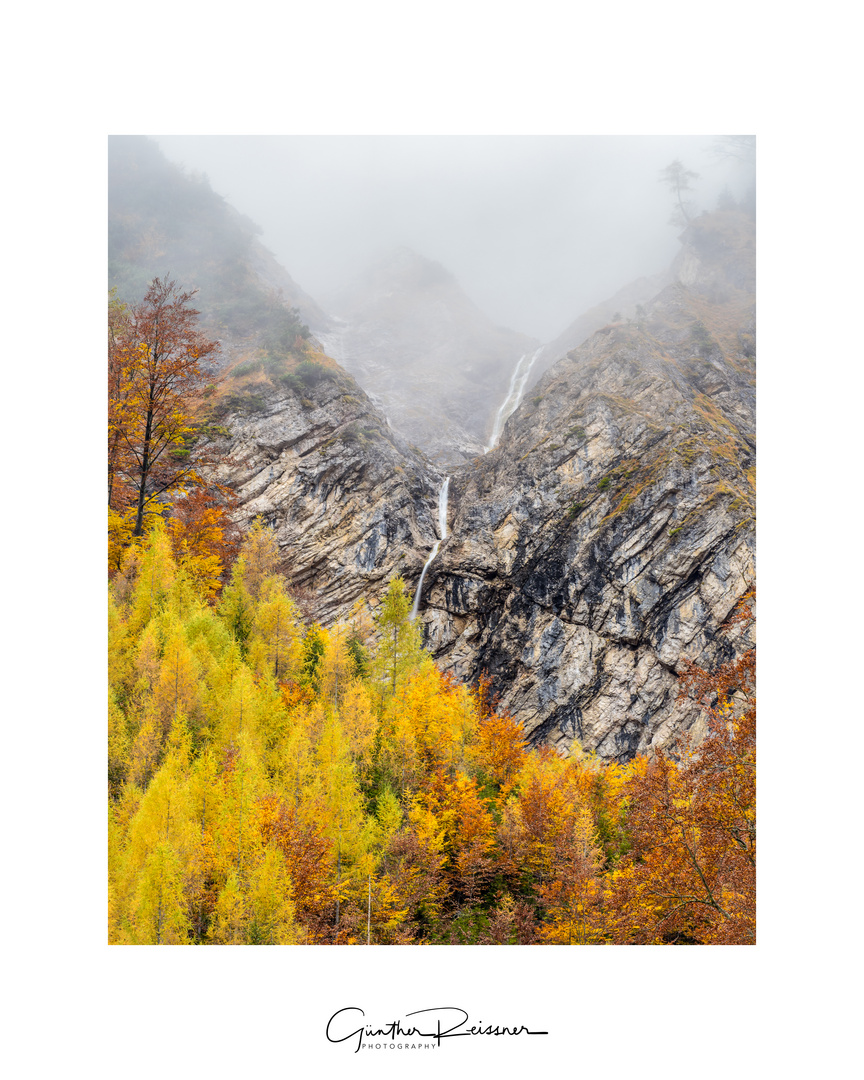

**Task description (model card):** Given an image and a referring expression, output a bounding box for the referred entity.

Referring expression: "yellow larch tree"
[247,583,303,684]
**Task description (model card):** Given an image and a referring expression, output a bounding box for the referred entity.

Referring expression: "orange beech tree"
[109,277,220,538]
[166,486,241,600]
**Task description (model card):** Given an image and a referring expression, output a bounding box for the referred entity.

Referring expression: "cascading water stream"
[485,345,544,452]
[411,348,540,620]
[410,476,450,621]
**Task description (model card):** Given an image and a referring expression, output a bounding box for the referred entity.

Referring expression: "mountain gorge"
[317,247,539,468]
[109,137,755,765]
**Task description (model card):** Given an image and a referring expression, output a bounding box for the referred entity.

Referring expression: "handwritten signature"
[326,1007,548,1052]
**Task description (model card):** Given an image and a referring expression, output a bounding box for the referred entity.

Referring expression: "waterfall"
[485,345,544,452]
[410,476,450,621]
[409,347,540,620]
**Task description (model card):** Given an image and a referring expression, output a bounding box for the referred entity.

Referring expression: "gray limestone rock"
[206,367,440,623]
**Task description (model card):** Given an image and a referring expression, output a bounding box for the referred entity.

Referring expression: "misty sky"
[151,134,753,341]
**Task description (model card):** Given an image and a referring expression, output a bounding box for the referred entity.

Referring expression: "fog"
[151,134,753,341]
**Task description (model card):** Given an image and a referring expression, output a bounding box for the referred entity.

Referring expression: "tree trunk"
[133,403,154,537]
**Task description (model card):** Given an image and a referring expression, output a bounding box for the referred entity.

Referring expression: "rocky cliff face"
[208,363,440,623]
[317,248,539,469]
[417,210,756,761]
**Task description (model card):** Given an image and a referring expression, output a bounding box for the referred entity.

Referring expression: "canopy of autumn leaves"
[108,508,755,945]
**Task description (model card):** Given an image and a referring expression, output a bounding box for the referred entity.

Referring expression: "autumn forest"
[107,275,755,947]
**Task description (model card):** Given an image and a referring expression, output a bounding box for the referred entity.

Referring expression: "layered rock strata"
[209,368,440,623]
[418,211,756,760]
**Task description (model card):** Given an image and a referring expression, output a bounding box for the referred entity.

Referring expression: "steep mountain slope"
[318,248,539,468]
[418,210,756,761]
[108,136,329,340]
[528,270,672,386]
[207,354,440,623]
